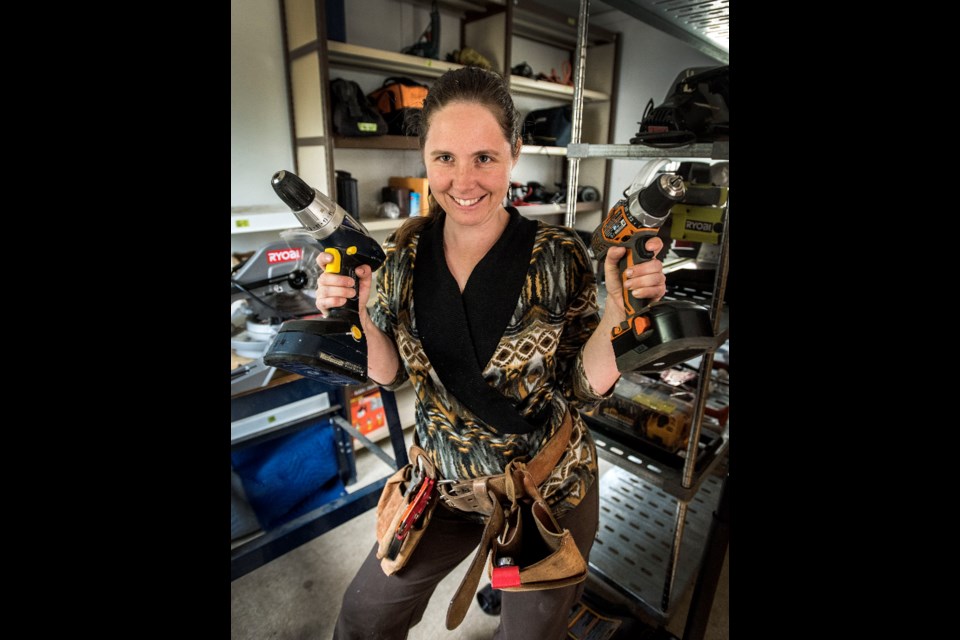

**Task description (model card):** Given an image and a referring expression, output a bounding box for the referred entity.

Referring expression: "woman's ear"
[513,138,523,161]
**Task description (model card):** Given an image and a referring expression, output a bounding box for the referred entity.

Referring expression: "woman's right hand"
[314,251,374,317]
[315,250,399,386]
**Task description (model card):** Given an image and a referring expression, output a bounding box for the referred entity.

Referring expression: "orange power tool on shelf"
[591,171,726,373]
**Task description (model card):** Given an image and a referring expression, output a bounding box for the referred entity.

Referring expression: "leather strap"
[438,409,572,515]
[408,445,434,478]
[445,496,504,630]
[442,410,574,630]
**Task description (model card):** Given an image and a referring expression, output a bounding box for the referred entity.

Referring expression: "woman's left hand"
[602,238,667,316]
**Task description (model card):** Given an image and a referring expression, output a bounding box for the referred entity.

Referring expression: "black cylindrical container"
[336,170,360,220]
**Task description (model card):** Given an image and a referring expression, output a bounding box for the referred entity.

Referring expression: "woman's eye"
[477,155,492,164]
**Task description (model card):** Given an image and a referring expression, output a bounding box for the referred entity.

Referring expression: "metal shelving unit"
[563,0,730,628]
[589,416,728,503]
[282,0,620,225]
[590,466,725,623]
[327,41,611,102]
[230,206,302,235]
[567,140,728,161]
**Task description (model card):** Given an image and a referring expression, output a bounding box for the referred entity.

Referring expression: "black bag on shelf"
[367,77,429,136]
[330,78,388,137]
[522,105,572,147]
[631,65,729,146]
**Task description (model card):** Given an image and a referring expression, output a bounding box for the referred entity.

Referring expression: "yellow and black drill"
[263,170,386,385]
[591,172,724,373]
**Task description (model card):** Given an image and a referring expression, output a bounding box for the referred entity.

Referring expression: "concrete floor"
[231,429,728,640]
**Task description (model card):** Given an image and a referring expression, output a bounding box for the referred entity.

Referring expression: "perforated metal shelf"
[590,465,725,624]
[589,417,728,503]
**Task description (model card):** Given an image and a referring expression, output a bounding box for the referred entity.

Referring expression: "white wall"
[344,0,462,61]
[231,0,295,209]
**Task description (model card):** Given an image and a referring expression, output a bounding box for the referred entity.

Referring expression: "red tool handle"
[395,476,435,540]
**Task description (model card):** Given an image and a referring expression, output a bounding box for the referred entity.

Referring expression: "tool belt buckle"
[437,476,498,516]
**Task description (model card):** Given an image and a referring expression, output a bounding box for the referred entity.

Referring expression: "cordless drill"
[263,170,386,385]
[591,172,722,373]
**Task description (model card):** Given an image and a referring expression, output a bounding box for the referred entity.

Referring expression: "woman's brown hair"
[393,66,522,247]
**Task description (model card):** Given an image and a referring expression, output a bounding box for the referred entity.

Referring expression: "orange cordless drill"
[591,172,723,373]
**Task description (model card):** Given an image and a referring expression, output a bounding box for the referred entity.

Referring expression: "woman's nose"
[452,163,476,185]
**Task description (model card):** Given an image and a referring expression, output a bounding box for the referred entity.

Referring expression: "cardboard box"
[389,177,429,216]
[350,388,386,436]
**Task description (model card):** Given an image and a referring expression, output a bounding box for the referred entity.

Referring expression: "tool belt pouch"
[375,446,437,575]
[488,468,587,592]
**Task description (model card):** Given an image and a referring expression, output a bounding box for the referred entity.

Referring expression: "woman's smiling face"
[423,101,518,229]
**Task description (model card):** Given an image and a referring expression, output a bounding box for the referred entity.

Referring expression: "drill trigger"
[324,247,342,274]
[630,230,659,262]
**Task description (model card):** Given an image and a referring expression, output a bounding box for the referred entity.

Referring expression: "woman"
[317,66,666,640]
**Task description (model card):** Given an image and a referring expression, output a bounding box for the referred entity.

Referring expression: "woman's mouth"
[451,195,483,207]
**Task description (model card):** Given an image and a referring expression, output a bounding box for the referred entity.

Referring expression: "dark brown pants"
[332,478,599,640]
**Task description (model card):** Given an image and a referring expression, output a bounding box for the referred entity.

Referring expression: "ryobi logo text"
[685,220,719,232]
[267,248,304,264]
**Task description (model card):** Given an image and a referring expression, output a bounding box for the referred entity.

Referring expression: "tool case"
[367,77,429,136]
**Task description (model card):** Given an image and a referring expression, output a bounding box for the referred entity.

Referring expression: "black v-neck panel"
[413,208,539,434]
[463,208,538,367]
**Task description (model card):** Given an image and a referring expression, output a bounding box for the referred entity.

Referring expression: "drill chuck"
[629,173,686,228]
[272,170,346,240]
[272,169,315,210]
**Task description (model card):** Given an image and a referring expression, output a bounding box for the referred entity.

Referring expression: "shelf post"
[564,0,590,228]
[662,199,729,613]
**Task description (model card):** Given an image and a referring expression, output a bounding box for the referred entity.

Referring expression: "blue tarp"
[231,419,347,530]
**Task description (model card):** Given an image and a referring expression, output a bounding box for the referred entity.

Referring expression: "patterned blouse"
[370,207,612,517]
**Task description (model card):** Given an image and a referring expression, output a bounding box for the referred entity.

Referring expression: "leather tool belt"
[436,409,572,516]
[374,409,587,630]
[439,410,587,629]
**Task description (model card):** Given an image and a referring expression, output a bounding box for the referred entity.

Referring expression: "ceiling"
[552,0,728,63]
